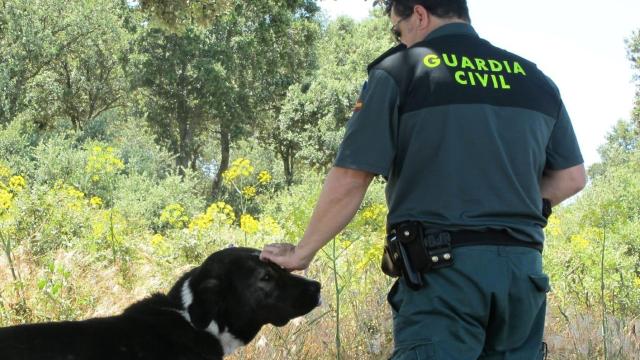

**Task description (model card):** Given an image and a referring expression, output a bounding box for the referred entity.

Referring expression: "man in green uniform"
[261,1,586,358]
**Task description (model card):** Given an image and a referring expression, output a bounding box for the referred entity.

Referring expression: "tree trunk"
[211,123,230,200]
[176,98,191,174]
[283,146,295,187]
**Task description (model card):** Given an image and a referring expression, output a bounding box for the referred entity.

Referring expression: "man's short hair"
[383,0,471,23]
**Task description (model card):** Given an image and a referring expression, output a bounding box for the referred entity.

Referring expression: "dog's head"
[172,247,320,344]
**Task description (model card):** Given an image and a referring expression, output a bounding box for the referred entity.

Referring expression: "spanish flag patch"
[353,99,363,112]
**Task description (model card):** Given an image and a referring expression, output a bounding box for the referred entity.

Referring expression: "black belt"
[445,230,543,252]
[383,224,543,289]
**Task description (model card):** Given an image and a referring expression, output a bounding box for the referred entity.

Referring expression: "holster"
[380,221,454,290]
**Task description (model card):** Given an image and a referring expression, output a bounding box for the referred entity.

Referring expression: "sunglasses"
[390,16,411,43]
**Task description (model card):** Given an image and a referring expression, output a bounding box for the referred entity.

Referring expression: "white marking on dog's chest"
[178,277,244,355]
[205,320,245,355]
[178,279,194,323]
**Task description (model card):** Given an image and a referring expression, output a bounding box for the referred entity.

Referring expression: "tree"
[626,29,640,129]
[262,13,394,185]
[131,0,321,197]
[0,0,131,130]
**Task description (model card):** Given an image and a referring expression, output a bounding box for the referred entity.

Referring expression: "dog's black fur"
[0,247,321,360]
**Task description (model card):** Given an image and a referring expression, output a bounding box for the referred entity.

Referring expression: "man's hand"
[260,243,313,272]
[260,166,374,272]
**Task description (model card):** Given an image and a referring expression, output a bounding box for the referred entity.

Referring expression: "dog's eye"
[261,273,272,282]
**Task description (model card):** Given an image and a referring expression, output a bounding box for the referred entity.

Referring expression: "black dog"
[0,247,321,360]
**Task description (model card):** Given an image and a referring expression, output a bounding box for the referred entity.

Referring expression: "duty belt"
[382,221,543,290]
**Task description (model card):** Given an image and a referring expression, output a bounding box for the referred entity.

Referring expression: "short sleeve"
[334,70,399,177]
[545,101,584,170]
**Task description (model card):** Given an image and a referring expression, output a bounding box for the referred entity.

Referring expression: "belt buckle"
[425,232,453,269]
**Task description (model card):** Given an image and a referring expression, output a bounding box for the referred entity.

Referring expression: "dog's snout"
[308,280,321,293]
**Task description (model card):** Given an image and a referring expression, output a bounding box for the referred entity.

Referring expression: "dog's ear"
[188,277,226,330]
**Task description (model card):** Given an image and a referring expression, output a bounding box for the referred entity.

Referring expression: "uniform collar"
[423,22,478,42]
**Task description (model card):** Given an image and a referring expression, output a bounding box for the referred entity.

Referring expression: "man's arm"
[260,166,374,271]
[540,163,587,206]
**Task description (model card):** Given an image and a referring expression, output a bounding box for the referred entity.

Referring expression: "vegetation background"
[0,0,639,358]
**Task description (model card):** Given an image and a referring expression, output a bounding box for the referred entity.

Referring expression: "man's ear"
[188,278,226,330]
[414,4,431,30]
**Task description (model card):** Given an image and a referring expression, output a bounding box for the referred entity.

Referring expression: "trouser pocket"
[529,274,550,293]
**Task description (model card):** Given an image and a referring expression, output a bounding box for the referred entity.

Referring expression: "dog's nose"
[308,281,321,294]
[308,281,322,306]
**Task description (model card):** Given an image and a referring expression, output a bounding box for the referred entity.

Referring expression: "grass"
[1,238,638,359]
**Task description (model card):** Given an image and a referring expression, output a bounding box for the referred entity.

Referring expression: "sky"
[318,0,639,167]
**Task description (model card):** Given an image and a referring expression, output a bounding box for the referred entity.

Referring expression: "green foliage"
[589,119,638,178]
[262,13,395,184]
[546,142,640,319]
[0,0,130,130]
[626,29,640,127]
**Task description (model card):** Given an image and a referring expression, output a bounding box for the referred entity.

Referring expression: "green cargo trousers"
[387,245,549,360]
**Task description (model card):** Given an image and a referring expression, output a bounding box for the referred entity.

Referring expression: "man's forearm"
[295,167,374,262]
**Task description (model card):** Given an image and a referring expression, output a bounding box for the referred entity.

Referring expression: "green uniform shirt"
[334,23,583,244]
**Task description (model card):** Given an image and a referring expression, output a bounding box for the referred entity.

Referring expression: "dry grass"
[1,249,639,359]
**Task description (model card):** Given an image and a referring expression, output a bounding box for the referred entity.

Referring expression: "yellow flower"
[188,201,236,230]
[222,158,254,184]
[0,188,13,210]
[160,203,189,229]
[86,145,125,179]
[240,214,259,234]
[242,186,257,198]
[9,175,26,192]
[259,216,282,236]
[257,171,272,184]
[0,164,11,178]
[90,196,103,207]
[188,213,212,230]
[570,234,590,250]
[544,214,562,238]
[151,233,164,247]
[362,204,386,221]
[356,241,384,272]
[634,277,640,289]
[209,201,236,224]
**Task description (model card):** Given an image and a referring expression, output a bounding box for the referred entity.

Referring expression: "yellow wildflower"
[160,203,189,229]
[634,277,640,289]
[86,145,125,179]
[209,201,236,224]
[257,171,272,185]
[222,158,254,184]
[188,201,236,230]
[189,213,212,230]
[242,186,257,199]
[259,216,282,236]
[9,175,26,192]
[570,234,590,250]
[362,204,386,221]
[90,196,103,207]
[0,164,11,178]
[356,241,384,272]
[0,188,13,210]
[64,185,85,199]
[240,214,259,234]
[545,214,562,238]
[151,233,165,247]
